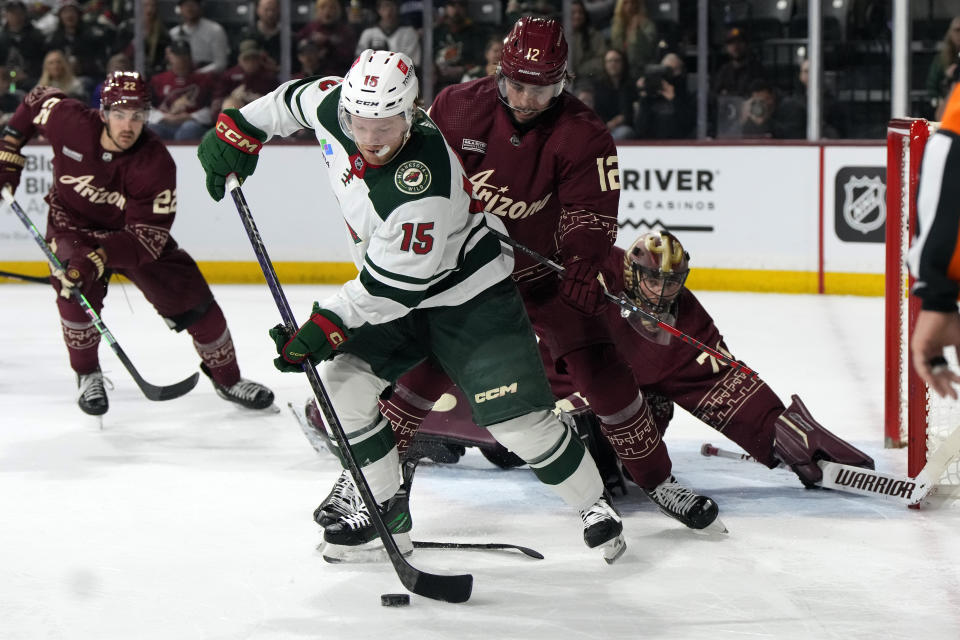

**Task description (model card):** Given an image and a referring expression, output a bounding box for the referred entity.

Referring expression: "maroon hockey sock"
[58,298,101,375]
[595,394,673,489]
[187,302,240,387]
[382,360,452,456]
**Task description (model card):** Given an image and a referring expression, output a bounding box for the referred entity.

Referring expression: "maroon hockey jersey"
[8,87,179,269]
[430,77,621,285]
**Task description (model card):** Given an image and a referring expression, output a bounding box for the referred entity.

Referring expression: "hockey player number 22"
[399,222,434,254]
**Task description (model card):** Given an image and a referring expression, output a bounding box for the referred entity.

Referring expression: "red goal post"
[884,117,960,484]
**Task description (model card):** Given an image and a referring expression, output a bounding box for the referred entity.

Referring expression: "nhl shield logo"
[834,167,886,243]
[395,160,431,195]
[842,175,885,234]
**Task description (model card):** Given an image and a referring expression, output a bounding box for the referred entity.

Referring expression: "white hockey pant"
[317,354,401,503]
[487,409,604,511]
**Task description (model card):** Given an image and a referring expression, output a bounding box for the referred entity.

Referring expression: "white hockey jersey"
[239,76,514,329]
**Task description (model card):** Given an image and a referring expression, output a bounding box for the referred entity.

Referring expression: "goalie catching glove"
[269,303,350,372]
[197,108,267,201]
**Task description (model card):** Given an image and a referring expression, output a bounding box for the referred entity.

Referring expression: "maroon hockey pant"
[54,246,241,387]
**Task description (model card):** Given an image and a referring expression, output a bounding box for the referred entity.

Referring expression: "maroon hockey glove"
[560,258,607,316]
[0,137,25,195]
[197,108,267,201]
[773,394,875,487]
[51,239,106,298]
[269,303,350,372]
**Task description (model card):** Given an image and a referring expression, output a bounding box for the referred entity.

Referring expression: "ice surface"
[2,284,959,639]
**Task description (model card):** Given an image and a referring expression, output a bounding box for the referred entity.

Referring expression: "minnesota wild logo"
[394,160,431,195]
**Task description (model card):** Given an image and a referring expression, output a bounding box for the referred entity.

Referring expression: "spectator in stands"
[609,0,657,83]
[37,49,87,101]
[505,0,560,24]
[568,0,605,88]
[356,0,420,67]
[591,48,636,140]
[212,39,279,113]
[712,27,764,98]
[114,0,171,77]
[345,0,374,30]
[89,51,133,108]
[775,59,846,139]
[0,63,24,125]
[45,0,109,85]
[169,0,230,74]
[927,17,960,119]
[147,39,214,141]
[634,52,693,140]
[296,0,357,78]
[0,0,46,89]
[293,39,322,79]
[237,0,282,74]
[433,0,487,93]
[460,33,502,82]
[739,79,790,139]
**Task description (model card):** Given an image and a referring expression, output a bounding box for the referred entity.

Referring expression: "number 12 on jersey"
[399,222,434,254]
[596,156,620,192]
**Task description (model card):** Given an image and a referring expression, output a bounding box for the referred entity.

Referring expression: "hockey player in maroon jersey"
[0,70,274,416]
[310,17,724,535]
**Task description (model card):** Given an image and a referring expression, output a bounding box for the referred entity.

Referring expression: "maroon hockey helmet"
[498,16,568,88]
[624,231,690,314]
[100,71,150,111]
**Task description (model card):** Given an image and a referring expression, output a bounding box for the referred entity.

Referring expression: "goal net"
[884,118,960,486]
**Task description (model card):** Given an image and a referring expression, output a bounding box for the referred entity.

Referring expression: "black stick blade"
[398,564,473,603]
[147,371,201,401]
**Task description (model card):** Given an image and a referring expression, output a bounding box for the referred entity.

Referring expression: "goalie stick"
[700,428,960,507]
[485,227,756,379]
[2,189,199,401]
[225,175,473,604]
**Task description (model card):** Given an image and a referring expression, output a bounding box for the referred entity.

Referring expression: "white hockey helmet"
[338,49,419,135]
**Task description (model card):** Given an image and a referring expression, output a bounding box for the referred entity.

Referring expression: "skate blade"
[692,517,729,536]
[600,534,626,564]
[318,532,413,563]
[81,413,104,430]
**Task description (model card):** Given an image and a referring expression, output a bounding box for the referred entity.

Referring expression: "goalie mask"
[497,17,568,114]
[622,231,690,344]
[338,49,419,157]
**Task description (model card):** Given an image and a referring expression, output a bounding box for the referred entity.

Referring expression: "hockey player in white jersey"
[196,50,626,562]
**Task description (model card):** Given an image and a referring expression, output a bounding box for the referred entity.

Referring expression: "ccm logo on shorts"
[475,382,518,403]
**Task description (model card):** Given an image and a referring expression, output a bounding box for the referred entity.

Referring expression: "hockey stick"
[1,190,199,401]
[700,436,960,507]
[286,400,338,457]
[486,227,756,378]
[225,175,472,603]
[413,540,544,559]
[0,269,49,284]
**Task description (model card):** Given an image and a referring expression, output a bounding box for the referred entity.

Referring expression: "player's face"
[102,107,147,151]
[348,113,408,164]
[502,78,557,123]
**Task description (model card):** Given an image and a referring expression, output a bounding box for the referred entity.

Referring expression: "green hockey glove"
[197,108,267,201]
[269,303,350,373]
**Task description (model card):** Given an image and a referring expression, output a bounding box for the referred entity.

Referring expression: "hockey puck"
[380,593,410,607]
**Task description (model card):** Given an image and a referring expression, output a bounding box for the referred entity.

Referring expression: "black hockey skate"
[644,476,727,533]
[77,368,109,416]
[579,494,626,564]
[201,363,275,410]
[319,487,413,562]
[313,469,356,528]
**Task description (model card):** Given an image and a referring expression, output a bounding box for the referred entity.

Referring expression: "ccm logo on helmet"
[474,382,518,403]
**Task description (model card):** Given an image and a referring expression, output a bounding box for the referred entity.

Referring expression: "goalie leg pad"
[487,409,603,511]
[773,394,875,488]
